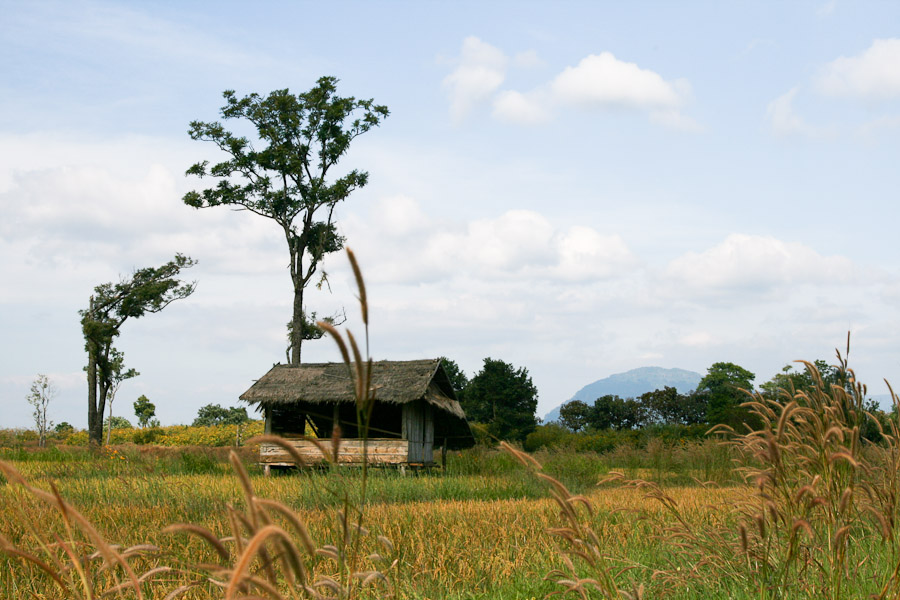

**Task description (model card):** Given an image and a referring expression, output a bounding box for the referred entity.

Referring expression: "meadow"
[3,358,900,599]
[1,440,745,599]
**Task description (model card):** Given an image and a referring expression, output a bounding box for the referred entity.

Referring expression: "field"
[3,424,899,600]
[5,353,900,600]
[0,442,741,599]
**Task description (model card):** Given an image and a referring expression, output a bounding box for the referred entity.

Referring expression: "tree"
[54,422,74,435]
[133,395,158,428]
[104,415,132,433]
[193,403,250,446]
[697,362,756,429]
[590,395,647,431]
[760,360,841,400]
[104,348,139,444]
[460,358,538,442]
[26,374,55,447]
[640,386,707,426]
[438,357,468,395]
[183,78,389,365]
[80,254,196,446]
[558,400,592,432]
[192,403,249,427]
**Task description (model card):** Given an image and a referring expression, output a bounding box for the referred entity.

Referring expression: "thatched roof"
[240,359,466,419]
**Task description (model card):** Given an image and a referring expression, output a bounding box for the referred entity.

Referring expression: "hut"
[240,358,475,468]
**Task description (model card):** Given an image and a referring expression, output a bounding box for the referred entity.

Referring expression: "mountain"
[543,366,703,423]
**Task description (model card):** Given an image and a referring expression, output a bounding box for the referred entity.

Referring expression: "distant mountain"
[543,366,703,423]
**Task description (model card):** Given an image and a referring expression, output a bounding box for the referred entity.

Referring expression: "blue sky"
[2,1,899,428]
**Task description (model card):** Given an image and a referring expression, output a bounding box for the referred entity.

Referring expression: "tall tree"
[697,362,756,429]
[26,374,55,447]
[80,254,196,446]
[461,358,538,442]
[183,78,389,365]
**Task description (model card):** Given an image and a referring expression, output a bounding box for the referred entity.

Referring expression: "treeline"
[528,359,889,452]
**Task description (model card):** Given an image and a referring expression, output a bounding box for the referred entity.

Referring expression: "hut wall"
[260,439,409,465]
[403,400,434,464]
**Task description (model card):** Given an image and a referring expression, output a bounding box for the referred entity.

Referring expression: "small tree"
[133,395,157,428]
[81,254,195,446]
[26,374,55,447]
[184,78,389,365]
[104,348,139,445]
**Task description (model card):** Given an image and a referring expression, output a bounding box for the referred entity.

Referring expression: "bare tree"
[26,374,56,447]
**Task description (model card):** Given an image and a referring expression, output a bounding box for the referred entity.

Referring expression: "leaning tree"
[183,77,389,365]
[80,254,196,446]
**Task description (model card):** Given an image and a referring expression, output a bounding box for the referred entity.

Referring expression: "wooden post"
[441,437,447,470]
[264,464,271,477]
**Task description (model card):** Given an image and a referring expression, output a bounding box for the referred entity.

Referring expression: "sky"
[1,0,899,429]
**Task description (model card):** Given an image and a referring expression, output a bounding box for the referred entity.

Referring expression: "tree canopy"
[193,404,249,427]
[461,358,538,442]
[80,254,195,446]
[697,362,756,429]
[438,357,468,395]
[183,77,388,365]
[133,395,158,428]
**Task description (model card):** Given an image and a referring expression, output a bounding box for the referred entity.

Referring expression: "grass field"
[0,441,746,599]
[4,368,900,600]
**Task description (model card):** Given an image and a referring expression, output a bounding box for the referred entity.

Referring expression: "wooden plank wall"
[260,438,410,466]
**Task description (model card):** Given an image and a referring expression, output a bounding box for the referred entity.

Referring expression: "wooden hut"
[240,359,475,468]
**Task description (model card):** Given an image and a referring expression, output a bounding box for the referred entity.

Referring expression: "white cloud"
[442,36,508,123]
[441,41,698,131]
[666,234,856,292]
[492,90,550,125]
[817,38,900,100]
[766,87,826,137]
[344,200,637,284]
[551,52,687,110]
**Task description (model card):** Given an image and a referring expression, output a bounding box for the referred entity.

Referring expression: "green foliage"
[590,394,647,430]
[80,254,195,445]
[558,399,592,432]
[131,427,162,445]
[53,422,74,435]
[461,358,538,442]
[438,356,468,394]
[105,415,132,430]
[133,394,157,428]
[192,404,249,427]
[697,361,756,429]
[184,78,388,364]
[640,385,708,425]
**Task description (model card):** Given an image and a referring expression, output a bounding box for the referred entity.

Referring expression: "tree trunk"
[290,275,304,365]
[87,343,101,446]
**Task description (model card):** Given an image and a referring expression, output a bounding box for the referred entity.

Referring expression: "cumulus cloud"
[492,90,550,124]
[665,234,856,292]
[442,40,698,131]
[442,36,508,122]
[344,199,637,284]
[817,38,900,100]
[551,52,687,110]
